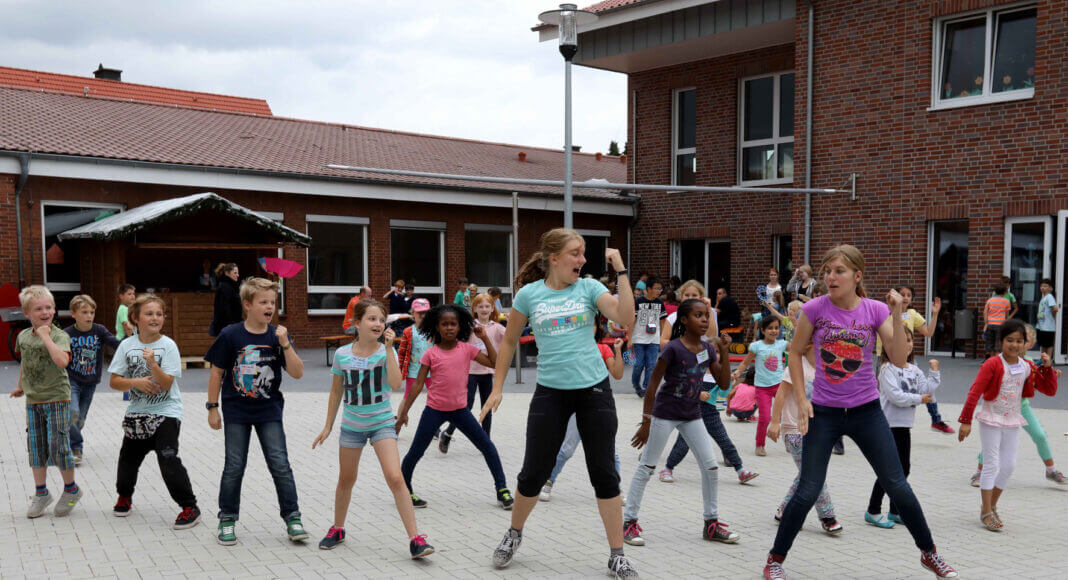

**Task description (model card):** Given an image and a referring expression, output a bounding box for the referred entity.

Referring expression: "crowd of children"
[8,229,1067,580]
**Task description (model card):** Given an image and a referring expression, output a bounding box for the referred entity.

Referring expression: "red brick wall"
[2,175,630,348]
[628,0,1068,329]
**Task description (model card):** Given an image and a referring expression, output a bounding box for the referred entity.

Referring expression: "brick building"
[0,68,634,356]
[551,0,1068,359]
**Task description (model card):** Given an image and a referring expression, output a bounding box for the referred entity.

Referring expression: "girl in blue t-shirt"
[482,228,638,578]
[731,316,787,455]
[623,299,740,547]
[312,299,433,558]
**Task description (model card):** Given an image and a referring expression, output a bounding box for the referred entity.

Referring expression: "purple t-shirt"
[652,339,718,421]
[802,295,889,408]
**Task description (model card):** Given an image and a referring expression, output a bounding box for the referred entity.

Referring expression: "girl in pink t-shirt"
[395,304,513,511]
[439,294,507,452]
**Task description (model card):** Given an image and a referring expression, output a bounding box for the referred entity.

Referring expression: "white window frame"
[670,238,730,294]
[306,214,369,316]
[390,220,445,303]
[1003,215,1053,356]
[671,87,697,186]
[738,71,795,186]
[41,200,126,314]
[464,224,514,302]
[929,3,1036,111]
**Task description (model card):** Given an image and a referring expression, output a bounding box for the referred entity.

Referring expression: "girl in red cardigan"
[957,319,1057,531]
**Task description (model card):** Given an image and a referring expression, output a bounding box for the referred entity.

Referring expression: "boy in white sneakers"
[11,285,82,518]
[204,277,307,545]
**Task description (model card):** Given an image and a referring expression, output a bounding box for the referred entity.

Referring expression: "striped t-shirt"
[331,344,394,433]
[986,295,1012,326]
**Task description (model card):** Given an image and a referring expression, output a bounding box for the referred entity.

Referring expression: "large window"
[391,220,444,304]
[671,239,730,299]
[934,5,1036,109]
[739,72,794,185]
[306,215,368,314]
[42,201,124,313]
[672,88,696,186]
[465,225,513,307]
[577,230,609,281]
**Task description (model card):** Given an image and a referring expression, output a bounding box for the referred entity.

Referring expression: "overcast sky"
[1,0,628,153]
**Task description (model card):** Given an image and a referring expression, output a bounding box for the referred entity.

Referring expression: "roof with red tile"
[0,85,629,201]
[0,65,272,116]
[582,0,658,14]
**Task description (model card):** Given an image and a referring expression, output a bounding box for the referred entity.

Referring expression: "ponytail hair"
[514,228,586,289]
[819,244,867,298]
[670,298,704,340]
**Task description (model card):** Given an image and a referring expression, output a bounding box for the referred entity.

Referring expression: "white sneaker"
[27,492,53,518]
[54,488,82,517]
[539,481,553,502]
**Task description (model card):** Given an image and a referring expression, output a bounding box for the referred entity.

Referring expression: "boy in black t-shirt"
[64,294,120,465]
[630,277,668,397]
[204,278,307,546]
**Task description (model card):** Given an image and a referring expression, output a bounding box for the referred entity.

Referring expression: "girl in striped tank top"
[313,299,434,558]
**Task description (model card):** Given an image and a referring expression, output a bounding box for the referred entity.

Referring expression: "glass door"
[1056,211,1068,364]
[1003,217,1053,333]
[928,220,969,353]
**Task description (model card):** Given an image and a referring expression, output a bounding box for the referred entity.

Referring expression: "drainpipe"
[803,0,814,265]
[14,153,29,288]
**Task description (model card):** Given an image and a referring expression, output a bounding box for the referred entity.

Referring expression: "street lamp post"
[538,3,596,229]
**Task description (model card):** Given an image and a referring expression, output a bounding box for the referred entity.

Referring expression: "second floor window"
[935,5,1036,108]
[739,72,794,185]
[672,87,696,186]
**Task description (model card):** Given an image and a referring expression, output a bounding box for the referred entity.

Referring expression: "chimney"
[595,152,603,161]
[620,154,627,164]
[570,145,581,152]
[93,64,122,81]
[518,152,527,162]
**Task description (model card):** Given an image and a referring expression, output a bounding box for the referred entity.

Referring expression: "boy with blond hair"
[204,277,307,545]
[11,285,82,518]
[63,294,120,465]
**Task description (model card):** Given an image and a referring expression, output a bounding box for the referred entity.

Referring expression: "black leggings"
[868,427,911,516]
[116,417,197,509]
[444,374,493,437]
[516,379,620,499]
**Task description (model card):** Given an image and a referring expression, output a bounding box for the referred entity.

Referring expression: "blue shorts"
[339,425,397,449]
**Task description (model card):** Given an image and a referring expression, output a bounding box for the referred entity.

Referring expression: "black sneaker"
[174,506,201,530]
[113,495,132,517]
[497,488,514,510]
[832,439,845,455]
[703,519,739,543]
[438,432,452,454]
[319,526,345,550]
[410,493,428,508]
[409,534,435,558]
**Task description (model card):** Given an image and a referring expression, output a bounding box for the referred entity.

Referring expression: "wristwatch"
[205,402,219,410]
[615,269,629,277]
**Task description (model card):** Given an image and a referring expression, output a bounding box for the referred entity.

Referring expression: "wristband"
[615,269,629,277]
[642,413,653,419]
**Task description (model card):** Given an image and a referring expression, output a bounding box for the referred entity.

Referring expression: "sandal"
[980,512,1002,531]
[992,507,1003,528]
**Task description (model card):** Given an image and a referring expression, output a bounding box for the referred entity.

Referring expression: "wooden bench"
[180,356,211,370]
[320,334,354,366]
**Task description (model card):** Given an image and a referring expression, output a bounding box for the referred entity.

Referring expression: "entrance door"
[672,239,730,296]
[1003,217,1053,331]
[928,220,969,353]
[1057,211,1068,364]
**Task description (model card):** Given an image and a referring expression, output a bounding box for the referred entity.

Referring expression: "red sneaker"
[931,421,955,435]
[763,554,786,579]
[920,548,958,578]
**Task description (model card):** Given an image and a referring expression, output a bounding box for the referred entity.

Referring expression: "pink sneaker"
[763,554,786,580]
[658,469,674,483]
[738,469,759,484]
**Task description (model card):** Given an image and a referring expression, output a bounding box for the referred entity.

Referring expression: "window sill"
[928,88,1034,112]
[739,178,795,187]
[309,309,346,316]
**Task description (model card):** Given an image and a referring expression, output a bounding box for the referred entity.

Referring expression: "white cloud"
[0,0,627,153]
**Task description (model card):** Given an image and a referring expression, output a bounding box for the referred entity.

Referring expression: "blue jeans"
[68,380,97,451]
[548,414,621,483]
[926,402,942,424]
[771,400,935,557]
[666,402,743,472]
[402,406,507,492]
[631,343,659,393]
[219,421,300,521]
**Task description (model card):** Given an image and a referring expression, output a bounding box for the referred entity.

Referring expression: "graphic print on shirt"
[529,300,594,337]
[126,348,171,405]
[230,345,278,399]
[69,334,101,377]
[992,371,1024,419]
[763,353,780,372]
[341,358,387,407]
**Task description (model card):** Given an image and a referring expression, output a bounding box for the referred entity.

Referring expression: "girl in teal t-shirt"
[483,228,639,578]
[731,317,787,455]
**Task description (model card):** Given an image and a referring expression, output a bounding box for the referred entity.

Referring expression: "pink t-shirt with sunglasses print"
[802,295,889,408]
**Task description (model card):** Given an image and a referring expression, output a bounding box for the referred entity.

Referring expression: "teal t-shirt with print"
[332,344,394,433]
[747,339,788,387]
[512,277,609,390]
[1037,294,1058,332]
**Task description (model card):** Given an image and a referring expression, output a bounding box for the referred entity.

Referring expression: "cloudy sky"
[2,0,628,153]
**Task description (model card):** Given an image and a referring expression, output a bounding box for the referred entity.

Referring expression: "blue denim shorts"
[339,425,397,449]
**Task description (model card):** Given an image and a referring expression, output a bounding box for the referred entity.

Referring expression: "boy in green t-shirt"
[453,277,470,308]
[11,285,82,518]
[115,283,136,340]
